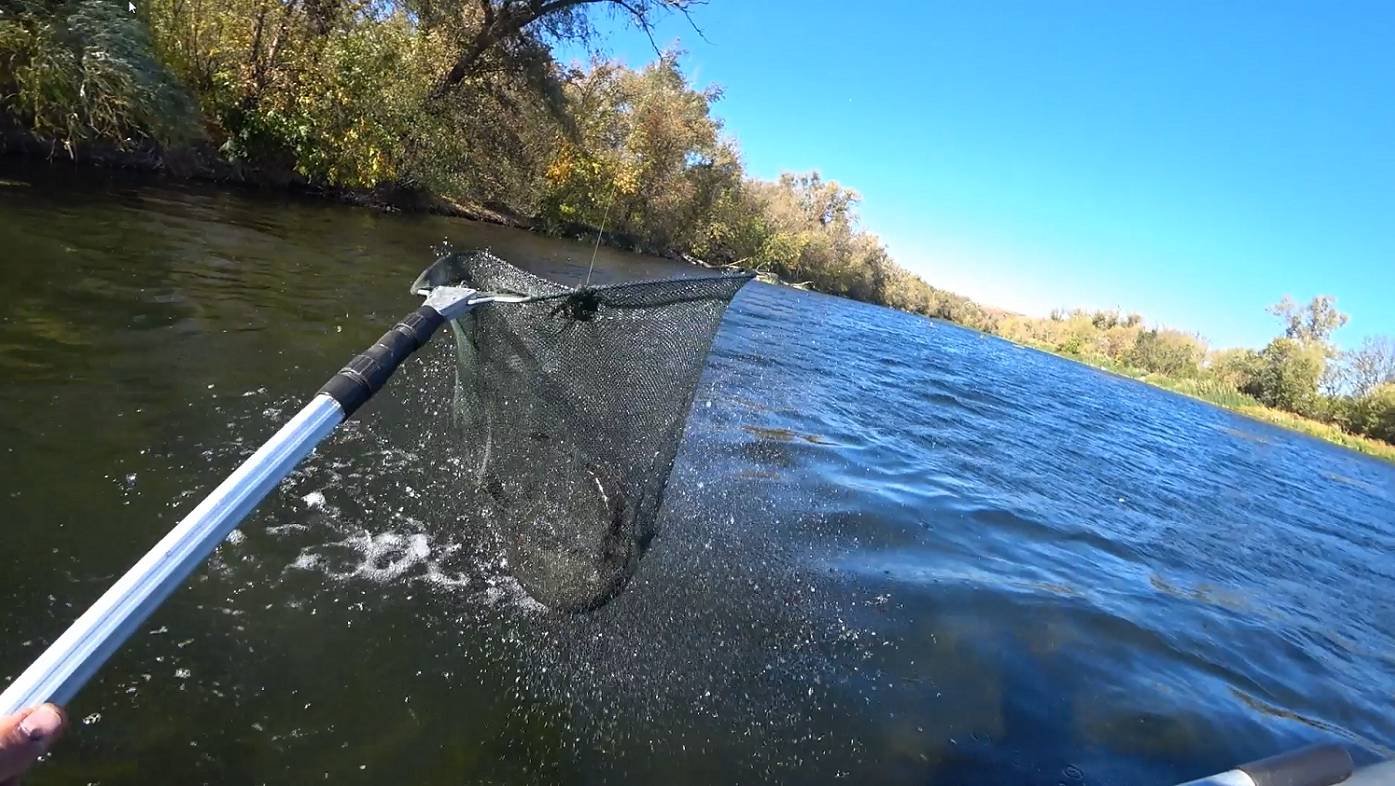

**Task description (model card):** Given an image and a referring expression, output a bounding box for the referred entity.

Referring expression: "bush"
[1346,385,1395,443]
[1209,347,1264,390]
[1129,328,1205,376]
[1241,338,1326,417]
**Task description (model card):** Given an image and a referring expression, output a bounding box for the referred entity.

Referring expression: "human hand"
[0,705,66,785]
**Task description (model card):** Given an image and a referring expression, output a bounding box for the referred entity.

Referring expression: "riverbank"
[1021,342,1395,464]
[6,152,1392,464]
[0,145,798,281]
[0,130,543,227]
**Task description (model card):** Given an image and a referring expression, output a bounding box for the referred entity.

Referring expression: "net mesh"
[427,251,752,611]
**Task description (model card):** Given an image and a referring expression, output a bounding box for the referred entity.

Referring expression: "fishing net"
[415,251,752,611]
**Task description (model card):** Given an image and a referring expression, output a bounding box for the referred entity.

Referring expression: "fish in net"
[415,251,753,611]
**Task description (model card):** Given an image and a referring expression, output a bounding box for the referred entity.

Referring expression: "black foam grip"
[317,305,446,417]
[1240,744,1353,786]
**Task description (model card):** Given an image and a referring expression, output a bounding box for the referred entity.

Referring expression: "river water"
[2,164,1393,785]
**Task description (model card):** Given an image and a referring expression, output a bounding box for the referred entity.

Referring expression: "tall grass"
[1144,374,1261,410]
[1020,341,1395,462]
[1126,371,1395,463]
[1232,405,1395,462]
[0,0,198,152]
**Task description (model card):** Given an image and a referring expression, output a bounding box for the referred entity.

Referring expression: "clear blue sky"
[571,1,1394,350]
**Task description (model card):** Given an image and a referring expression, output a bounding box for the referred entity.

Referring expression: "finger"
[0,705,66,783]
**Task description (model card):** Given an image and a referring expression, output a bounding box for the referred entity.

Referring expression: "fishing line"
[583,178,618,288]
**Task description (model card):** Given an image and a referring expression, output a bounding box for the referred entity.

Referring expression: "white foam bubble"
[266,522,310,535]
[291,531,442,583]
[290,552,322,571]
[287,529,543,612]
[356,532,430,582]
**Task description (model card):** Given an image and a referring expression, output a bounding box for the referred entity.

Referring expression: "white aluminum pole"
[1,284,482,716]
[0,394,344,715]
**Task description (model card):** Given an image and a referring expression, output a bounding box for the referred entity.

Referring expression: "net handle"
[0,287,479,716]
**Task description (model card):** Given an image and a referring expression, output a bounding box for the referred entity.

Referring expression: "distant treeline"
[2,0,1392,449]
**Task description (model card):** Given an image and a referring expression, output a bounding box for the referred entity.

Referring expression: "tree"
[538,54,741,253]
[424,0,700,101]
[1342,336,1395,397]
[1242,338,1326,416]
[1263,295,1346,405]
[1267,294,1349,345]
[744,172,883,295]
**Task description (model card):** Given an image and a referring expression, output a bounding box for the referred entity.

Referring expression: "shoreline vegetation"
[1029,346,1395,464]
[3,0,1393,463]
